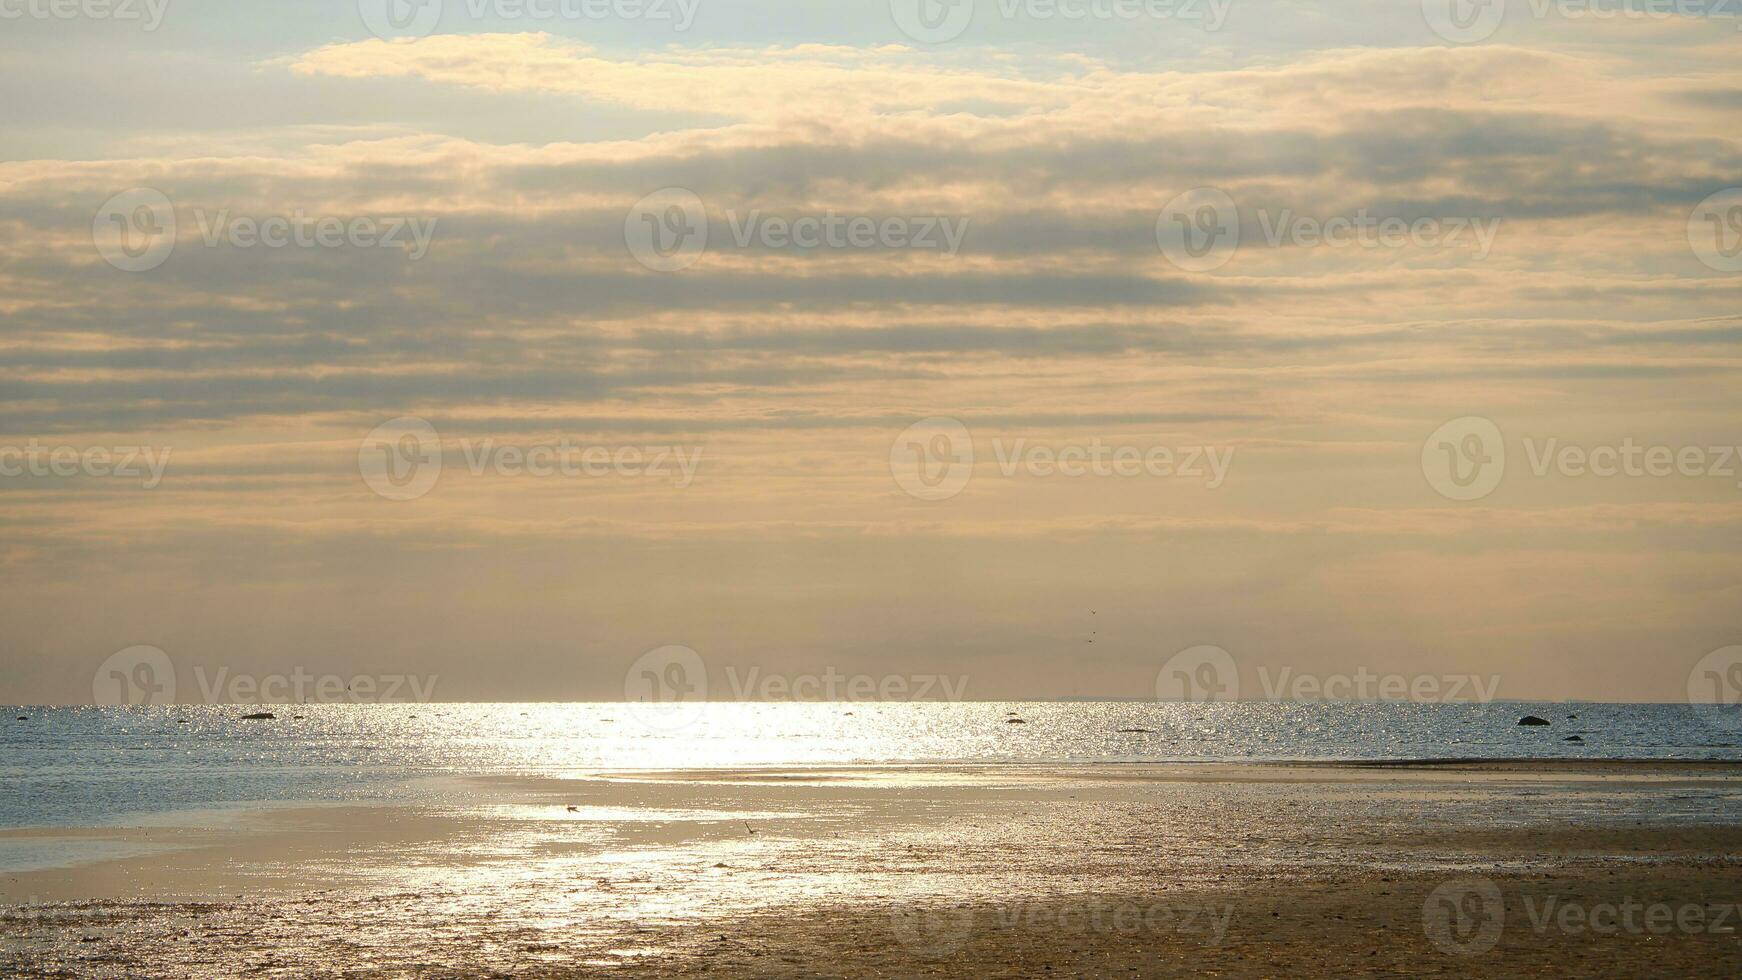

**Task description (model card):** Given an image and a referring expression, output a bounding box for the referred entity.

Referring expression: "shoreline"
[7,756,1742,826]
[4,699,1724,706]
[7,759,1742,891]
[6,761,1742,975]
[8,757,1742,835]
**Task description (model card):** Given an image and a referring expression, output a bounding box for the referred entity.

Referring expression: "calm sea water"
[2,701,1739,829]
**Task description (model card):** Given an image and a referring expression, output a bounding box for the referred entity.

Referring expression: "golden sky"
[2,1,1740,702]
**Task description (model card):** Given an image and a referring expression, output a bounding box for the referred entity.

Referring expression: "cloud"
[3,24,1741,700]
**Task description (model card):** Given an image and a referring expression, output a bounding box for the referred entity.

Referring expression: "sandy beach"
[4,760,1741,976]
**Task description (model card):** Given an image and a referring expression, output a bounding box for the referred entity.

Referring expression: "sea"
[3,700,1739,831]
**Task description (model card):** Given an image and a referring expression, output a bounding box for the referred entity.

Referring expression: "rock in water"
[1517,715,1551,726]
[1564,735,1584,742]
[1006,718,1026,724]
[241,711,276,720]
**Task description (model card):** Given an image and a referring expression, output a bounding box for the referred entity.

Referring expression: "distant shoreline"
[0,699,1723,707]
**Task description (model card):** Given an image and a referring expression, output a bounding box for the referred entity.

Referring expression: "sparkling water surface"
[2,701,1737,829]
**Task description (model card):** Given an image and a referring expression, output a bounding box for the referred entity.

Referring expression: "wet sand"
[4,761,1742,976]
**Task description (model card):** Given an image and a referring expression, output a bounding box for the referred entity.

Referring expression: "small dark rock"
[1006,718,1027,724]
[1517,715,1551,726]
[15,716,25,721]
[241,711,276,720]
[1116,728,1155,734]
[1564,735,1584,742]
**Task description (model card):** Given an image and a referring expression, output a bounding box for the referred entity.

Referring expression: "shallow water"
[5,764,1742,978]
[3,701,1738,829]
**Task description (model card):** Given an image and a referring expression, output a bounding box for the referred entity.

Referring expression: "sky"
[1,0,1739,704]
